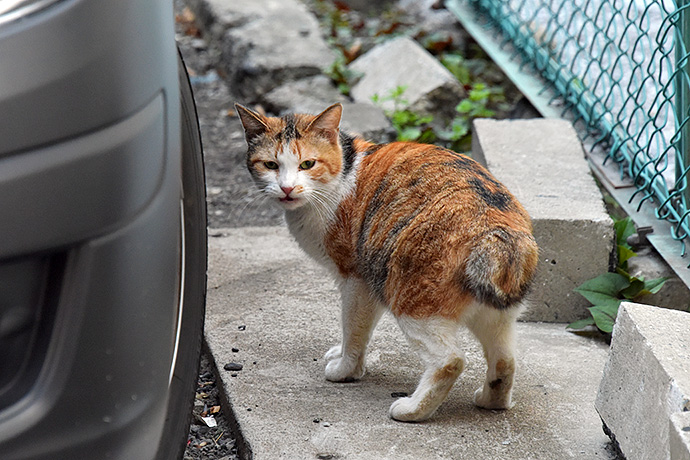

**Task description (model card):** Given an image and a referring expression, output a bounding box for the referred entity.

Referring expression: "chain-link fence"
[448,0,690,258]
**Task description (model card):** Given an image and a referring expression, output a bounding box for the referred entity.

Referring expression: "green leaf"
[417,128,437,144]
[456,99,474,114]
[614,217,636,249]
[620,278,645,299]
[574,272,630,307]
[588,305,618,333]
[637,276,669,297]
[398,127,421,141]
[617,244,637,269]
[595,300,621,318]
[417,115,434,125]
[566,318,596,330]
[472,107,496,118]
[337,83,351,96]
[391,85,408,99]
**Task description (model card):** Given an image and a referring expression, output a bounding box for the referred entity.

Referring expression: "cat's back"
[354,142,531,232]
[326,141,538,316]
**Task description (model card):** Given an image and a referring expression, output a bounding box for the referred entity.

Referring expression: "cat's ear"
[306,103,342,143]
[235,103,270,144]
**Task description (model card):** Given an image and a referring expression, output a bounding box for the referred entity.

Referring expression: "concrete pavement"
[205,226,617,460]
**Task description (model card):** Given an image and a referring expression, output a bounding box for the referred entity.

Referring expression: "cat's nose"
[281,186,294,197]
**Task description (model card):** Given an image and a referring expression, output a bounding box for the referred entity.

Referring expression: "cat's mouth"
[279,195,304,209]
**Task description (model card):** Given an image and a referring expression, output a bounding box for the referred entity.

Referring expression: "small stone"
[232,348,240,353]
[224,362,243,371]
[322,422,331,427]
[231,373,238,378]
[313,418,321,423]
[391,392,408,398]
[238,325,246,331]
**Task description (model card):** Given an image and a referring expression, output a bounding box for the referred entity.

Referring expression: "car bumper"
[0,0,183,459]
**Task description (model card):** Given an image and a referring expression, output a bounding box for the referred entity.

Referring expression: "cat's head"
[235,103,346,211]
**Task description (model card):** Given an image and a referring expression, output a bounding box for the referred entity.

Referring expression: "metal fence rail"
[446,0,690,265]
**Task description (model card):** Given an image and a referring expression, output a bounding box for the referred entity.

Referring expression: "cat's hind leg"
[325,278,384,382]
[389,316,465,422]
[465,304,521,410]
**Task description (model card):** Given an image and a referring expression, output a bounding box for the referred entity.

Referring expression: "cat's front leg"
[324,278,384,382]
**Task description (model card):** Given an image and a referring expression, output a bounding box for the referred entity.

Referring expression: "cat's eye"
[300,160,316,170]
[264,161,279,170]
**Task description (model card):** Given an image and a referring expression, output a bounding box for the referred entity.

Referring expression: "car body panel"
[0,0,187,458]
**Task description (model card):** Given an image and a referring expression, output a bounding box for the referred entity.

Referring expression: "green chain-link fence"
[448,0,690,259]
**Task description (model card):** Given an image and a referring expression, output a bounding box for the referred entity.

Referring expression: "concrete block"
[339,103,395,143]
[671,412,690,460]
[628,247,690,312]
[262,78,395,142]
[397,0,469,50]
[596,302,690,460]
[349,36,465,121]
[188,0,336,101]
[472,118,615,322]
[262,75,347,114]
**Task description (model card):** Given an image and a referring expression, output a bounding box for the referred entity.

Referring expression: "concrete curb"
[206,227,614,459]
[596,302,690,460]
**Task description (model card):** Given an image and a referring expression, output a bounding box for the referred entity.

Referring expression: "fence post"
[677,0,690,214]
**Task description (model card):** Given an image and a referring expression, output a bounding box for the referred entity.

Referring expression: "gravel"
[184,354,238,460]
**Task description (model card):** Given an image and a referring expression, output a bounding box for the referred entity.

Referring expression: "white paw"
[324,344,342,362]
[324,356,364,382]
[473,388,512,410]
[389,397,428,422]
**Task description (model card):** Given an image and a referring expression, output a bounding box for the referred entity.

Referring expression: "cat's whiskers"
[233,186,273,217]
[306,188,340,225]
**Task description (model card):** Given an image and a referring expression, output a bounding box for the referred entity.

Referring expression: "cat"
[235,102,539,422]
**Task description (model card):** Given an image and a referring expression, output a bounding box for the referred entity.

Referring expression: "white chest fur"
[285,206,339,275]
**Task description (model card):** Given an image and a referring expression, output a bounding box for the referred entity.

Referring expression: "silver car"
[0,1,207,459]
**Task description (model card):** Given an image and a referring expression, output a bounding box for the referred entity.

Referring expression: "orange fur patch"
[432,359,464,383]
[325,142,538,319]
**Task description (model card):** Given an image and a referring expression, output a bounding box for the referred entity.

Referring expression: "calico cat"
[235,102,539,422]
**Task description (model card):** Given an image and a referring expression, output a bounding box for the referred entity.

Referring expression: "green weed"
[567,217,667,333]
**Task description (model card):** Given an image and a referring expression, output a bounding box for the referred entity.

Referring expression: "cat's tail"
[462,227,539,310]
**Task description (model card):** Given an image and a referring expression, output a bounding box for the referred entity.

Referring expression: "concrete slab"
[187,0,335,101]
[263,85,396,143]
[472,119,615,323]
[349,36,465,121]
[206,226,615,460]
[596,302,690,460]
[262,75,347,115]
[671,412,690,460]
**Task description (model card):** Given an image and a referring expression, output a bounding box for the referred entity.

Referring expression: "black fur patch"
[279,114,300,141]
[356,181,389,302]
[468,178,513,211]
[340,131,357,176]
[363,144,385,156]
